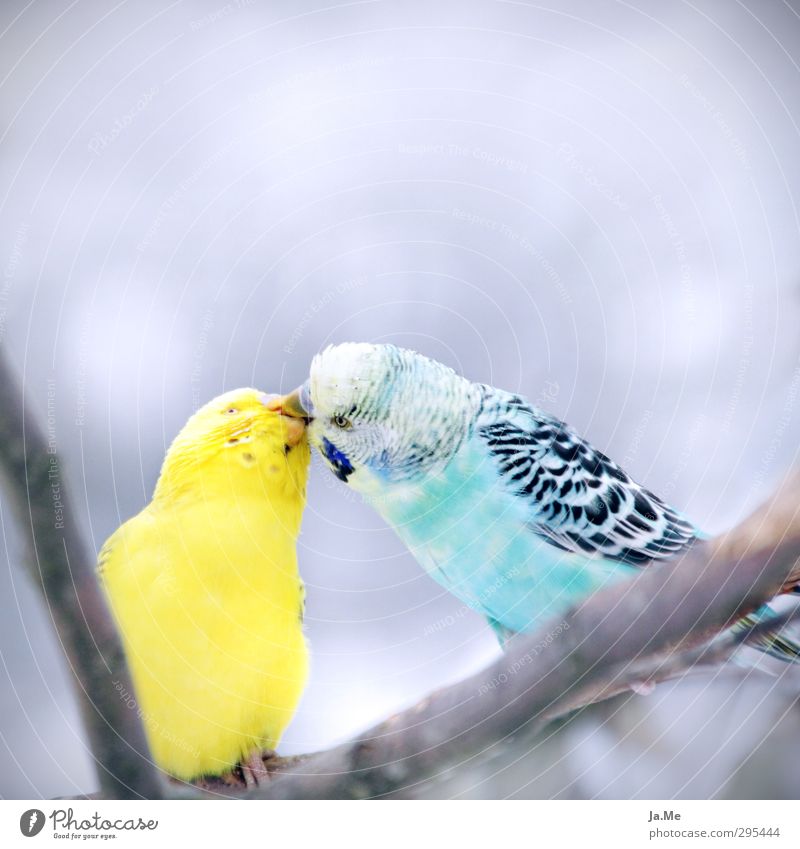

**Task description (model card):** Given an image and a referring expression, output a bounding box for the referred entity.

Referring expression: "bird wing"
[96,508,160,580]
[97,523,126,577]
[475,387,697,565]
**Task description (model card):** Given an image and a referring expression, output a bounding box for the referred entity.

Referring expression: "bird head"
[154,388,310,505]
[269,343,480,493]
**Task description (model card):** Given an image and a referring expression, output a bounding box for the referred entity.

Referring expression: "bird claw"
[239,749,274,788]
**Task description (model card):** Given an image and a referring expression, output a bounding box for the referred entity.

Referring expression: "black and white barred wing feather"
[475,388,698,566]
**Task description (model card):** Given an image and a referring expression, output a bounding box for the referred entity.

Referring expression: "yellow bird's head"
[153,388,310,513]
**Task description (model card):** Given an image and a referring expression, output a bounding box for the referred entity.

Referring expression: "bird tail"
[731,605,800,663]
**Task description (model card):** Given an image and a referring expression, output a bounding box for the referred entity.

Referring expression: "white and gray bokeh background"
[1,0,800,798]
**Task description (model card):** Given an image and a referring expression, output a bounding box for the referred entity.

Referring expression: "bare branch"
[238,470,800,799]
[5,339,798,800]
[0,351,162,799]
[619,605,800,686]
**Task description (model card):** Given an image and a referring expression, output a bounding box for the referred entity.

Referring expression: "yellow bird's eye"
[332,414,352,430]
[224,407,238,415]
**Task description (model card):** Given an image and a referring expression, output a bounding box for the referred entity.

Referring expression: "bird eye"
[224,407,238,415]
[332,414,352,430]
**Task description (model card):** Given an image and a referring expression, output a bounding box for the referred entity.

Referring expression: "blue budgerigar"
[272,342,800,661]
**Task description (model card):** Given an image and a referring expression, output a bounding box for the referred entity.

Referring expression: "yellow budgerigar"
[98,389,310,785]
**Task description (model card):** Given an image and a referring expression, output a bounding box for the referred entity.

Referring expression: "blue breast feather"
[379,439,628,632]
[378,389,699,634]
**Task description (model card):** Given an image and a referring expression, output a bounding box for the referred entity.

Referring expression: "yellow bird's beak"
[275,389,309,419]
[260,390,309,447]
[264,383,313,420]
[281,415,306,447]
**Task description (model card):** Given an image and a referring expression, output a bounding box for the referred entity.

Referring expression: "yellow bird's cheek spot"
[239,452,256,468]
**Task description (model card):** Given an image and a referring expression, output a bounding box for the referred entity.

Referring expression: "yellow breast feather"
[99,389,310,783]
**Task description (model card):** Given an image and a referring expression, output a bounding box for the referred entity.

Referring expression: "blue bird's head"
[271,343,481,493]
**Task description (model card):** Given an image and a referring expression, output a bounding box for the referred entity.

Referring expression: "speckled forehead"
[311,345,393,413]
[212,388,252,408]
[195,387,259,417]
[312,376,363,414]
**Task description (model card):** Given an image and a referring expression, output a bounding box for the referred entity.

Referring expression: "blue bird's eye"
[332,414,352,429]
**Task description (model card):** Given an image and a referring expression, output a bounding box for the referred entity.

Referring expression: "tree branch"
[0,350,162,799]
[240,469,800,799]
[3,340,799,800]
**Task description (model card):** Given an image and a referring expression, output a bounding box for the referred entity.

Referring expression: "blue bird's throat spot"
[322,437,355,482]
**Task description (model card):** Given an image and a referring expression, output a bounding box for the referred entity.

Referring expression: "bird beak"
[281,415,306,447]
[259,390,309,446]
[263,382,314,420]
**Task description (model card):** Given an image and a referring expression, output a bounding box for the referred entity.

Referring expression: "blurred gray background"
[2,0,800,799]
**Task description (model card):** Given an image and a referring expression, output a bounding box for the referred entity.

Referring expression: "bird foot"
[239,748,275,788]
